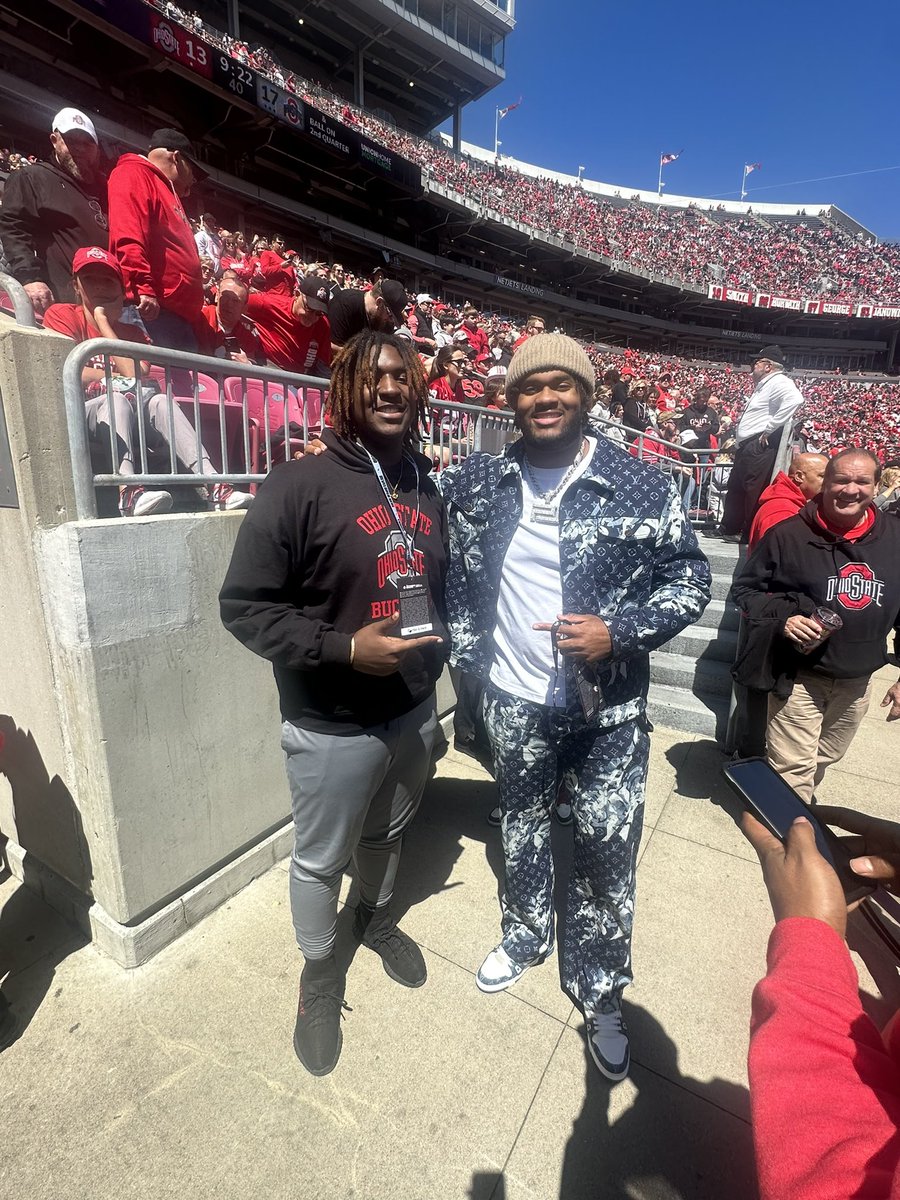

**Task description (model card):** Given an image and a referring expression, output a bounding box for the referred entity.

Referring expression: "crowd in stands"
[147,0,900,308]
[0,148,36,173]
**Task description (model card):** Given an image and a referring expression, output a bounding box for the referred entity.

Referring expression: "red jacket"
[107,153,202,322]
[748,471,806,549]
[459,323,490,362]
[750,918,900,1199]
[256,250,296,296]
[245,292,330,373]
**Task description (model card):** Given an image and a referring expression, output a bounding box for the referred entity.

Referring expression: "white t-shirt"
[490,438,595,707]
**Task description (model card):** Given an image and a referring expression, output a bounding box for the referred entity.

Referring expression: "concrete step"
[666,624,738,663]
[647,682,729,739]
[697,550,743,578]
[710,574,736,602]
[695,598,740,632]
[650,651,733,697]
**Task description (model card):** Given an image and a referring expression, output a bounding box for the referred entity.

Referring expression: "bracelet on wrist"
[349,636,356,666]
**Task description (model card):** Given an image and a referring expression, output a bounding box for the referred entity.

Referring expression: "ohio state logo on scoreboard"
[826,562,884,611]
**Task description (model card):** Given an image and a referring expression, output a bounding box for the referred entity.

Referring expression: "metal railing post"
[0,272,37,328]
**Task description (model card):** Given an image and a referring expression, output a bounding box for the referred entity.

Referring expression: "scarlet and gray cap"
[506,332,596,400]
[298,274,330,313]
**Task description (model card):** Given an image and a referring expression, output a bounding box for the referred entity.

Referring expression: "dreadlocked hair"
[327,330,428,446]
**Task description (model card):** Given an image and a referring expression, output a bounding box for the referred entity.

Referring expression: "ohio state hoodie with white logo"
[733,501,900,680]
[219,430,448,732]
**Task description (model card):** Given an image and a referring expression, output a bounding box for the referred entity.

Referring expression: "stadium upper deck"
[1,0,898,371]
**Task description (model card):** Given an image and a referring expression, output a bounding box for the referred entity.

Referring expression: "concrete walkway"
[3,675,899,1200]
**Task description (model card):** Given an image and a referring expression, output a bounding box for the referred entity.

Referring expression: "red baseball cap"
[72,246,123,283]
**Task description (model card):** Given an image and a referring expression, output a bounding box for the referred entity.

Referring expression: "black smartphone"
[723,756,877,904]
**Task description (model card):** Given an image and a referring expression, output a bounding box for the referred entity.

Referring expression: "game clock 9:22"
[212,54,258,99]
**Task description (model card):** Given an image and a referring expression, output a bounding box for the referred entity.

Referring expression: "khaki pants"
[766,670,872,803]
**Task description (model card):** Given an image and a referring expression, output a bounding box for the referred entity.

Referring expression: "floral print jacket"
[441,433,712,729]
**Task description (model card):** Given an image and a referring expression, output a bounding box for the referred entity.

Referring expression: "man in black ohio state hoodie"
[733,448,900,804]
[220,331,447,1077]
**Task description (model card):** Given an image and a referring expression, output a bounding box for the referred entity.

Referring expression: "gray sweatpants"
[281,695,438,960]
[85,385,212,475]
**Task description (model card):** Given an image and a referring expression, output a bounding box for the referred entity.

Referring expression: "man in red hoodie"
[108,129,207,351]
[748,452,828,549]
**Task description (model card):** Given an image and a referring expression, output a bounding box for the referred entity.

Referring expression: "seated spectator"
[256,236,297,296]
[198,273,265,364]
[246,275,331,373]
[194,213,222,273]
[456,307,490,363]
[427,344,468,407]
[408,294,438,352]
[512,315,545,351]
[599,400,627,445]
[742,804,900,1200]
[200,256,217,305]
[328,278,407,351]
[43,247,252,515]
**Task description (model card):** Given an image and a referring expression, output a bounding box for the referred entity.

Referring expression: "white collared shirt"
[736,370,804,442]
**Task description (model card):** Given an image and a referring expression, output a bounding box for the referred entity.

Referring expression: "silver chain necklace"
[523,438,588,524]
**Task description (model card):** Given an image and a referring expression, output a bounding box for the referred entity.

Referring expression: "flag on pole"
[744,162,761,175]
[498,98,522,119]
[660,151,681,166]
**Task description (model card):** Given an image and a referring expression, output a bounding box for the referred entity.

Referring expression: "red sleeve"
[42,304,85,340]
[108,162,157,301]
[257,251,284,282]
[749,918,900,1200]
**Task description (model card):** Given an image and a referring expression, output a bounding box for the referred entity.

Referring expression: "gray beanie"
[506,333,596,400]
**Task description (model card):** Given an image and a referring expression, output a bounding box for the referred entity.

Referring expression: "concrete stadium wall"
[0,321,456,966]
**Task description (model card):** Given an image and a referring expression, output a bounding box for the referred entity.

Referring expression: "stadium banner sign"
[868,305,900,319]
[256,79,306,131]
[147,10,213,79]
[495,276,546,298]
[756,293,803,312]
[707,285,753,305]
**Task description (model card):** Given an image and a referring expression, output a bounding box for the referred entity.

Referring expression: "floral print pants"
[483,684,649,1011]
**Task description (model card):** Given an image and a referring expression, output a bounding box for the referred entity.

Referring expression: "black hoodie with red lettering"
[732,500,900,680]
[220,430,448,731]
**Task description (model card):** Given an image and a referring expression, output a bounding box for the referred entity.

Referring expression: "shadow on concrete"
[469,1171,506,1199]
[560,1004,757,1200]
[0,715,92,892]
[0,717,91,1049]
[665,738,746,825]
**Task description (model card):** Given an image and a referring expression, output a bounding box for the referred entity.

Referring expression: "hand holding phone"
[741,812,850,937]
[726,757,877,917]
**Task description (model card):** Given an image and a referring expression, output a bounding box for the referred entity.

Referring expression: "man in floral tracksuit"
[442,334,711,1080]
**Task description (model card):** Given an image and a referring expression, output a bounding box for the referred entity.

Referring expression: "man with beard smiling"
[0,108,108,312]
[733,448,900,804]
[219,331,448,1076]
[442,334,711,1080]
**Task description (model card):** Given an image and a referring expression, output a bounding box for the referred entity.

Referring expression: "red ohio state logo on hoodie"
[826,562,884,611]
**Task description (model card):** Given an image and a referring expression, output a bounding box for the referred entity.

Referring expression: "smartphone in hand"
[723,757,877,904]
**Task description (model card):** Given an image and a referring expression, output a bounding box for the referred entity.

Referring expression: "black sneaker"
[353,904,427,988]
[293,957,350,1077]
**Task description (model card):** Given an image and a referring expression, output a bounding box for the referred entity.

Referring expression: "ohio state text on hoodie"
[107,153,202,322]
[733,501,900,680]
[219,430,448,732]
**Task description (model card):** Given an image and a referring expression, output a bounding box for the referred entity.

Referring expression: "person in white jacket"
[719,345,804,542]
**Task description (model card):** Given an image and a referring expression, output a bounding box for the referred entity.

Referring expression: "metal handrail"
[0,271,37,328]
[62,338,331,519]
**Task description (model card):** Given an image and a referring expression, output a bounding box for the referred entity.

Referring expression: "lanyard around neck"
[363,445,421,556]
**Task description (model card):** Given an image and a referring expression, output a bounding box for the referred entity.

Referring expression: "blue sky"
[447,0,900,239]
